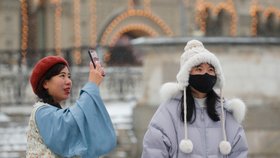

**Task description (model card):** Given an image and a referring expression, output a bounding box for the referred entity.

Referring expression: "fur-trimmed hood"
[160,82,247,123]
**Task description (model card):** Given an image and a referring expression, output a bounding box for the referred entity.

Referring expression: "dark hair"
[36,63,67,108]
[180,86,220,123]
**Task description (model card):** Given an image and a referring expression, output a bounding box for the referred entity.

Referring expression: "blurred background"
[0,0,280,157]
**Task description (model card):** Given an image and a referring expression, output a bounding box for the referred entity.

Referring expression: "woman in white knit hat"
[142,39,248,158]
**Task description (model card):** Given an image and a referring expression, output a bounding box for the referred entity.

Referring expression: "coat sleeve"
[35,82,116,157]
[141,123,172,158]
[228,126,248,158]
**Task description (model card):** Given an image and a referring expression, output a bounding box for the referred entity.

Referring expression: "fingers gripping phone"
[88,49,99,68]
[88,49,105,76]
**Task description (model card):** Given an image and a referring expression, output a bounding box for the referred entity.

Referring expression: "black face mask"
[189,73,217,93]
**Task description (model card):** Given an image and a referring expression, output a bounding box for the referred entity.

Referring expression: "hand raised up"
[88,62,104,86]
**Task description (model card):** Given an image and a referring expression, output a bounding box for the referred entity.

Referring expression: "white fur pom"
[219,141,232,155]
[159,82,181,102]
[225,98,247,123]
[179,139,193,154]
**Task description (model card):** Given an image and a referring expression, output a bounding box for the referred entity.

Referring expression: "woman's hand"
[88,62,104,86]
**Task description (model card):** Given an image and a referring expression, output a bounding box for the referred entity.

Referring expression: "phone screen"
[88,49,105,76]
[88,49,98,68]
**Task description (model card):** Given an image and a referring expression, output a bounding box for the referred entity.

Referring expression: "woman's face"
[190,63,215,76]
[43,67,72,103]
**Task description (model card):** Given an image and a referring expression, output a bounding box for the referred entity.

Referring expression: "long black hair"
[36,63,67,109]
[180,86,220,123]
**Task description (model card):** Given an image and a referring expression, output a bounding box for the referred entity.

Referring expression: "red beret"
[30,56,69,95]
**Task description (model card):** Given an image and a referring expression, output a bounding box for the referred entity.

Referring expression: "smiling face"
[43,67,72,104]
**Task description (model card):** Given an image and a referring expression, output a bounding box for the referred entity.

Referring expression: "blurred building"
[1,0,280,65]
[0,0,280,158]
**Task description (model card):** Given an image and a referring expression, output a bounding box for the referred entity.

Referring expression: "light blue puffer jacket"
[142,95,248,158]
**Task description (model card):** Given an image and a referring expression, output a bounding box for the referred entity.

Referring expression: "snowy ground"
[0,100,136,158]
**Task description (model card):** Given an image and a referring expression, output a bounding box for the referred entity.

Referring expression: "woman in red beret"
[26,56,116,158]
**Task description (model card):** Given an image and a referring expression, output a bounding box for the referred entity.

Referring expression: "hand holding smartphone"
[88,49,105,76]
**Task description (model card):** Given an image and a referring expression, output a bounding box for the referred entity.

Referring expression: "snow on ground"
[0,125,27,157]
[106,100,136,125]
[0,112,10,122]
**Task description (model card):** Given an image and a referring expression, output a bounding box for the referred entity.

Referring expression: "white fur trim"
[159,82,181,102]
[224,98,247,123]
[219,140,232,155]
[179,139,193,153]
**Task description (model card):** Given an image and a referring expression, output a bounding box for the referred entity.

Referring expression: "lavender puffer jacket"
[142,95,248,158]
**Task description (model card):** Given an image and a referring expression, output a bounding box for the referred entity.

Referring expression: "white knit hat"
[176,39,225,90]
[162,39,232,155]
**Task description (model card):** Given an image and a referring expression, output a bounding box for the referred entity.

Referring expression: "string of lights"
[250,0,261,36]
[100,9,174,46]
[250,0,280,36]
[73,0,81,64]
[90,0,97,48]
[263,6,280,20]
[196,0,210,34]
[195,0,237,36]
[109,23,158,46]
[19,0,279,62]
[53,0,62,56]
[20,0,29,64]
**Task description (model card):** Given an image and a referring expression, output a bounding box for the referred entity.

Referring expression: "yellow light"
[73,0,81,64]
[109,24,158,46]
[100,9,174,46]
[250,0,261,36]
[249,1,280,36]
[54,0,62,56]
[73,49,81,64]
[20,0,28,64]
[195,0,237,36]
[90,0,97,47]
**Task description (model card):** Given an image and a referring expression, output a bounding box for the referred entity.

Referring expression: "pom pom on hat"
[184,39,204,51]
[179,139,193,154]
[30,56,69,95]
[219,141,232,155]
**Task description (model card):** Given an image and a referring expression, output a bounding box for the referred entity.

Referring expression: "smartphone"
[88,49,98,68]
[88,49,105,76]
